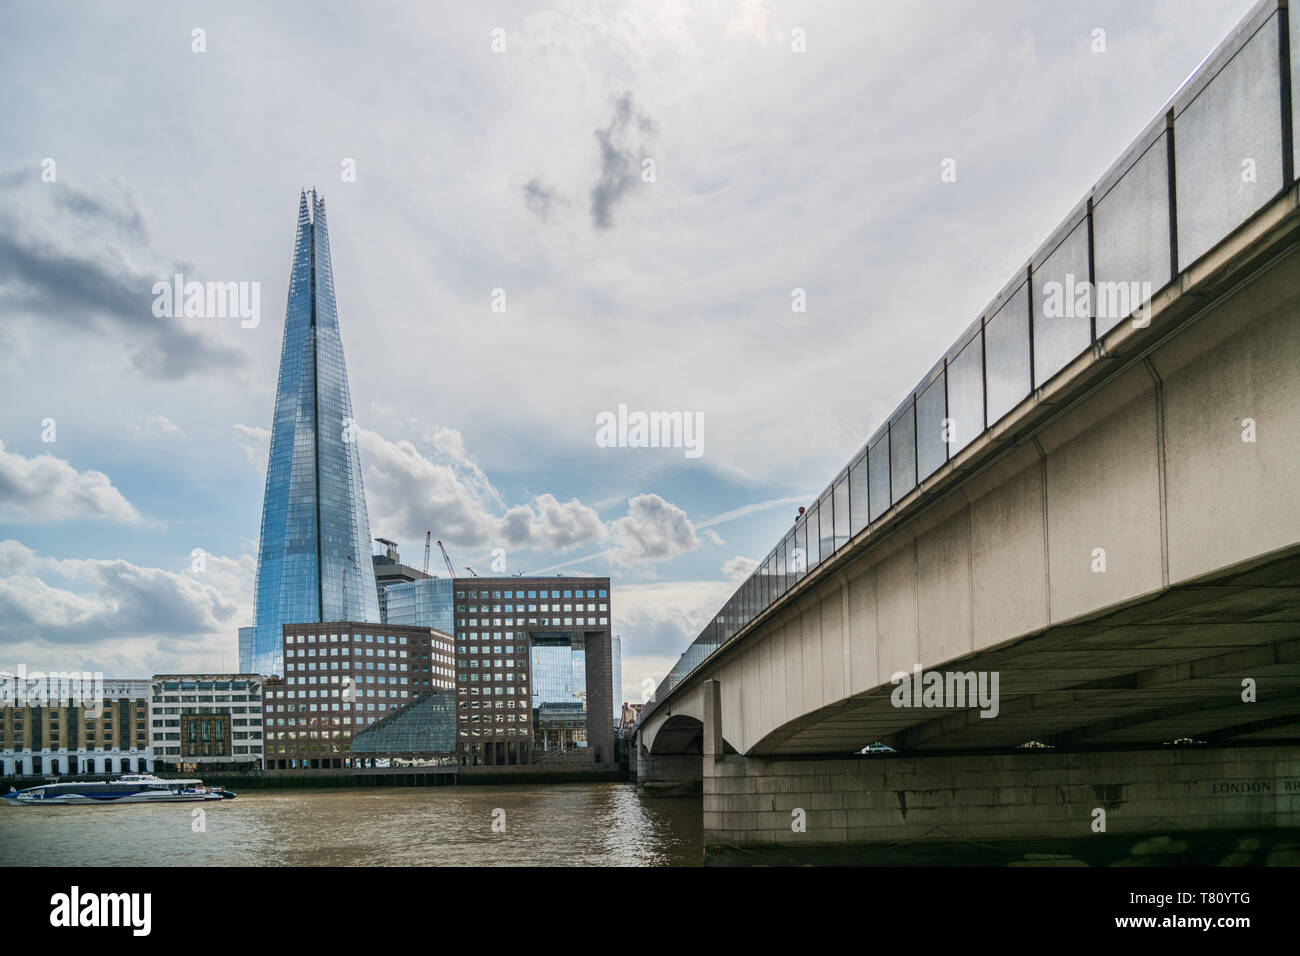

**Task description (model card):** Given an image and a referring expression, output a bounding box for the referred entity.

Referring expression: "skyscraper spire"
[241,191,380,676]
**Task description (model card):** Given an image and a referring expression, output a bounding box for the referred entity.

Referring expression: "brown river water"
[0,783,703,866]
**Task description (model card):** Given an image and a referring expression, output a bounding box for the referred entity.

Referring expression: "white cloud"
[612,578,738,700]
[520,493,606,552]
[127,414,184,439]
[608,493,706,568]
[697,494,807,529]
[361,426,721,572]
[0,539,254,675]
[426,426,503,507]
[360,427,514,551]
[359,427,618,561]
[232,423,270,473]
[0,440,145,525]
[722,554,758,582]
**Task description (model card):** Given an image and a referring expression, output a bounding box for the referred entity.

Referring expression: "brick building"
[454,576,614,766]
[262,621,454,769]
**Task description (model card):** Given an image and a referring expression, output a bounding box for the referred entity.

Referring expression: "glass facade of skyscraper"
[385,577,455,634]
[243,191,380,676]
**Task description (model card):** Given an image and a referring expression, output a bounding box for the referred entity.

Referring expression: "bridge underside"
[651,714,704,754]
[757,545,1300,756]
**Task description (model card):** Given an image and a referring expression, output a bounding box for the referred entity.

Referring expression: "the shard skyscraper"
[239,190,380,675]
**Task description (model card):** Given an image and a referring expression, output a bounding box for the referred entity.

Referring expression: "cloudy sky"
[0,0,1258,700]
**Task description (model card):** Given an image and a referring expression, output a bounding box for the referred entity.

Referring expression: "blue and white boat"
[1,773,231,806]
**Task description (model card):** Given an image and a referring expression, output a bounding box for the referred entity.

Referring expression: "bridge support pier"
[703,744,1300,866]
[635,752,702,795]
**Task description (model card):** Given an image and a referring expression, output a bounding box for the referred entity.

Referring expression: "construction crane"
[422,531,432,575]
[435,540,456,577]
[464,566,478,577]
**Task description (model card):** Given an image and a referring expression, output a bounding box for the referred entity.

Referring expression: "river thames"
[0,783,703,866]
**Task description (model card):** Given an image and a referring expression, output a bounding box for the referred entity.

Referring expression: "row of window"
[289,633,412,645]
[460,603,607,613]
[284,675,411,685]
[265,697,407,712]
[462,659,526,670]
[287,661,412,672]
[458,675,525,687]
[460,699,528,709]
[287,646,415,659]
[458,589,607,600]
[460,618,606,629]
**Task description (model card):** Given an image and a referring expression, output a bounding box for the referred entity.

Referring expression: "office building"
[453,576,614,767]
[149,674,264,772]
[262,621,454,769]
[0,674,150,777]
[240,190,381,676]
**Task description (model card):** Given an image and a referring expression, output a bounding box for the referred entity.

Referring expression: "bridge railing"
[637,0,1299,730]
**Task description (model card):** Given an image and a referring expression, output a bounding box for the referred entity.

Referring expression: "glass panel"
[984,281,1032,425]
[849,454,871,535]
[1092,133,1172,336]
[915,371,947,481]
[1174,17,1284,269]
[868,434,890,522]
[791,523,807,582]
[889,403,916,504]
[783,534,793,592]
[946,332,983,454]
[1032,218,1092,385]
[818,492,835,558]
[833,476,850,549]
[776,538,787,597]
[807,503,822,569]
